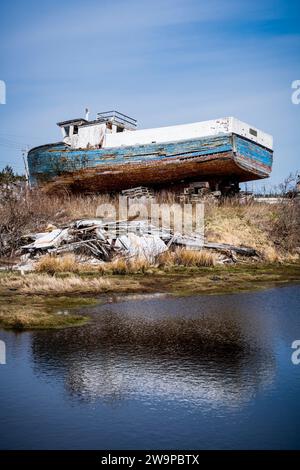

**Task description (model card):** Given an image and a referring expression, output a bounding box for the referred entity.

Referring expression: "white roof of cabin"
[103,117,273,150]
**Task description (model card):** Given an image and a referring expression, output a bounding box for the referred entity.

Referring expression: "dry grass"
[205,199,272,248]
[0,273,112,295]
[36,254,94,274]
[1,262,300,302]
[272,200,300,252]
[205,198,300,260]
[101,257,152,274]
[261,246,281,263]
[36,254,78,274]
[158,248,217,267]
[174,248,217,267]
[62,193,115,219]
[36,250,216,275]
[156,250,175,267]
[36,254,153,275]
[102,258,128,275]
[153,189,178,204]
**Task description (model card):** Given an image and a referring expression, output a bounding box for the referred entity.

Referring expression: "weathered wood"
[203,242,258,257]
[27,134,273,194]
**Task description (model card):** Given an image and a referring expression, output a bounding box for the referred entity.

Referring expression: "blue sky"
[0,0,299,188]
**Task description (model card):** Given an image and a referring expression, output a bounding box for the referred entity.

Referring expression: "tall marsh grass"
[36,254,86,274]
[158,248,217,267]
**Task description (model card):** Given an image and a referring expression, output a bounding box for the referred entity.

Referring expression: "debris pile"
[19,219,176,267]
[16,217,259,271]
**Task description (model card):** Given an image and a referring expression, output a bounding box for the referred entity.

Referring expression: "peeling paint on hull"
[27,134,273,194]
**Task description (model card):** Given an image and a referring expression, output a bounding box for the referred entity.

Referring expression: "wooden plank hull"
[27,134,273,194]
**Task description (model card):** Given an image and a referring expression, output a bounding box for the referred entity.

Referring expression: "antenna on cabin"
[85,107,90,121]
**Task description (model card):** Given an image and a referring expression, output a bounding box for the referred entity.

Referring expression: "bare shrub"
[0,187,118,258]
[272,200,300,252]
[0,188,59,257]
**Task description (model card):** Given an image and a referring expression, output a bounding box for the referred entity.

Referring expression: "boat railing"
[97,111,137,129]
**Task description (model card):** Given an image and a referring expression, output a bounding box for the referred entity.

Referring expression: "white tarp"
[115,233,167,260]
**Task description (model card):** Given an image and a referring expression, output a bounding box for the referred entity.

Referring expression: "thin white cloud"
[3,0,283,47]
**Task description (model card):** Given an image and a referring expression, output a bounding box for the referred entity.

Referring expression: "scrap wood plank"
[203,242,258,256]
[49,238,101,253]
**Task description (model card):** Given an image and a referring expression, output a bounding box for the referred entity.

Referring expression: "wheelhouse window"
[249,128,258,137]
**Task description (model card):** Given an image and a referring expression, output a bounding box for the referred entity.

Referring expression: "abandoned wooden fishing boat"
[27,111,273,194]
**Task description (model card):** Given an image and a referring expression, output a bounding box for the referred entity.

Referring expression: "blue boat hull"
[27,134,273,193]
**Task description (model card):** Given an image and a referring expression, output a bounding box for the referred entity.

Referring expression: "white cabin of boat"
[57,112,273,152]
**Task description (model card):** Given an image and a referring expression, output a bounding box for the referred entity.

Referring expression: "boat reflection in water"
[31,293,276,408]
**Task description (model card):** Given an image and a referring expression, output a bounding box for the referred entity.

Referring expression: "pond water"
[0,285,300,449]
